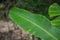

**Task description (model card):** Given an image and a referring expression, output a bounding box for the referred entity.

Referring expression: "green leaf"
[49,3,60,18]
[49,3,60,28]
[9,7,60,40]
[51,16,60,28]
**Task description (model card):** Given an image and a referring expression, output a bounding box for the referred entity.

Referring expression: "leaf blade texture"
[9,7,60,40]
[49,3,60,28]
[49,3,60,18]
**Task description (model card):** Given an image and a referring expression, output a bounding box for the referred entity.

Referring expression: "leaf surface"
[49,3,60,28]
[49,3,60,18]
[9,7,60,40]
[51,16,60,28]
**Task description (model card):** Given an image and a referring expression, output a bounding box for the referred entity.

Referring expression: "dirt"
[0,20,41,40]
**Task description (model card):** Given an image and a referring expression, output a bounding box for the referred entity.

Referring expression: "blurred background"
[0,0,60,40]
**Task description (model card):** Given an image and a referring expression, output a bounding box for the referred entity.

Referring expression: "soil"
[0,20,41,40]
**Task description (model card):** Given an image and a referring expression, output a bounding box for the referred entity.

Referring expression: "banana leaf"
[49,3,60,28]
[9,7,60,40]
[49,3,60,18]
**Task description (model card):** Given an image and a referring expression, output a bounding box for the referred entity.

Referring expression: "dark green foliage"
[0,0,17,20]
[16,0,60,18]
[0,0,60,19]
[16,0,51,18]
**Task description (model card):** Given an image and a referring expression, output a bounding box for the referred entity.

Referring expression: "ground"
[0,20,41,40]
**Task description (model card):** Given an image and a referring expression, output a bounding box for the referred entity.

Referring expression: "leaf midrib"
[15,13,57,40]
